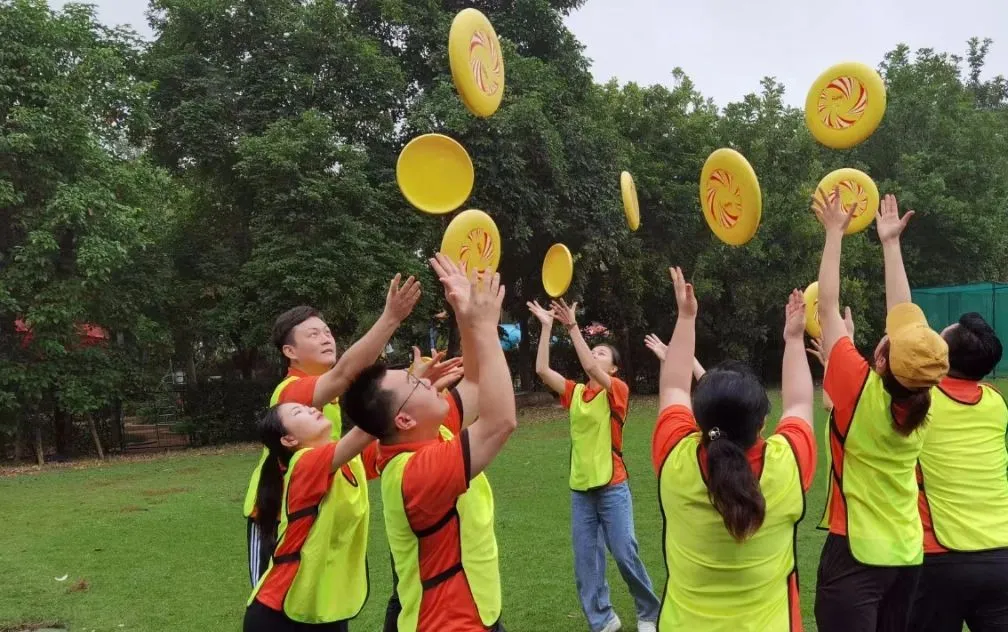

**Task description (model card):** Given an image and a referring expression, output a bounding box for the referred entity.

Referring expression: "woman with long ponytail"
[651,267,816,630]
[813,191,949,632]
[251,407,294,555]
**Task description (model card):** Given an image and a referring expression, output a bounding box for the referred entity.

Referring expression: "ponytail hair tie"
[708,427,722,441]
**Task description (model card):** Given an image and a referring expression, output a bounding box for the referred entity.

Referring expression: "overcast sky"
[53,0,1008,107]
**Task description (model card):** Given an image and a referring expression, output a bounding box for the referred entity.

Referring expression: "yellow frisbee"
[396,134,474,214]
[804,282,822,339]
[815,168,879,235]
[449,8,505,118]
[542,243,574,298]
[620,171,640,231]
[805,62,886,149]
[699,148,762,246]
[440,209,501,277]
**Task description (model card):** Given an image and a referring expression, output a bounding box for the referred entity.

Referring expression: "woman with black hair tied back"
[651,267,817,630]
[812,190,948,632]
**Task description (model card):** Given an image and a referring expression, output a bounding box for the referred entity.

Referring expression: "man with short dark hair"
[242,274,420,589]
[341,254,516,632]
[912,312,1008,631]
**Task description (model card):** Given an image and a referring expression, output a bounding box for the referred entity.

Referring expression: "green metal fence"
[912,282,1008,376]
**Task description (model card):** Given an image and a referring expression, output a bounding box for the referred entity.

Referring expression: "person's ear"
[280,434,299,450]
[282,344,298,363]
[394,414,417,432]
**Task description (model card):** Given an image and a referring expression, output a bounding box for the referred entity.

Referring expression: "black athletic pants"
[815,534,921,632]
[247,517,278,587]
[910,548,1008,632]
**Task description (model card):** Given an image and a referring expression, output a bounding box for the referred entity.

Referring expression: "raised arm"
[457,272,516,477]
[311,274,421,408]
[813,187,854,359]
[453,298,481,427]
[529,301,566,394]
[329,427,375,472]
[659,267,698,412]
[876,194,915,312]
[552,299,612,391]
[782,290,814,426]
[646,333,705,380]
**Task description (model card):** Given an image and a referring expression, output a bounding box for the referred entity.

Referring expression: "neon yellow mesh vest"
[569,384,617,491]
[242,376,343,517]
[919,384,1008,551]
[382,426,501,631]
[658,433,804,631]
[838,372,926,565]
[248,444,369,621]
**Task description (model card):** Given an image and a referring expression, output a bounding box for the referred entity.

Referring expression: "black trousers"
[815,534,921,632]
[243,600,348,632]
[246,517,278,587]
[910,548,1008,632]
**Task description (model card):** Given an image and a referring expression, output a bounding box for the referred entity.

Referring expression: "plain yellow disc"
[815,168,879,235]
[439,209,501,277]
[396,134,474,214]
[620,171,641,231]
[804,282,822,339]
[805,62,886,149]
[542,243,573,298]
[699,148,762,246]
[449,8,505,118]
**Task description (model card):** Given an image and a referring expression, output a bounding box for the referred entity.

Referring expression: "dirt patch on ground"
[0,622,66,632]
[119,505,148,513]
[0,443,261,478]
[66,579,89,594]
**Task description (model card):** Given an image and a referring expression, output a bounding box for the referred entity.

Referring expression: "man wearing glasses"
[342,254,516,632]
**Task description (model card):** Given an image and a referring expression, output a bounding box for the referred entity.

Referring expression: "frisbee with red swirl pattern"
[814,168,879,235]
[440,209,501,278]
[805,62,886,149]
[699,148,762,246]
[449,9,505,118]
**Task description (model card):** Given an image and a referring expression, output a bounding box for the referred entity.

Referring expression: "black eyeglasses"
[395,373,431,417]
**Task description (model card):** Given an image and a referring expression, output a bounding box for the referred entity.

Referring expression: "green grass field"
[1,393,840,631]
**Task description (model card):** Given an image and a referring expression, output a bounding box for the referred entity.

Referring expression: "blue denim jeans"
[572,482,660,631]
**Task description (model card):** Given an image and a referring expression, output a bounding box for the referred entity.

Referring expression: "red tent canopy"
[14,319,109,348]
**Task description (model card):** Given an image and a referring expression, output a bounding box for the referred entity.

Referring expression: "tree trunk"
[52,406,69,460]
[14,416,24,461]
[87,415,104,460]
[33,423,44,466]
[110,399,124,453]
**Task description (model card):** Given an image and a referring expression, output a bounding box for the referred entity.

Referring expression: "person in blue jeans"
[529,298,660,632]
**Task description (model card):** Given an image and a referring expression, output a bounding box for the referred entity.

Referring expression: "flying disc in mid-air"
[805,62,886,149]
[396,134,474,214]
[440,209,501,277]
[449,8,505,118]
[804,282,822,339]
[542,243,573,298]
[814,168,880,235]
[699,148,762,246]
[620,171,640,231]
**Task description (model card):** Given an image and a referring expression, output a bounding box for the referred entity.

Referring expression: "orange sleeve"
[401,431,470,532]
[286,443,337,512]
[361,441,381,481]
[560,380,577,410]
[442,388,463,435]
[607,378,630,421]
[652,405,699,474]
[823,338,870,437]
[775,418,818,492]
[277,376,319,406]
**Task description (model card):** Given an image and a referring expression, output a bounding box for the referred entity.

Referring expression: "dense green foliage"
[1,0,1007,458]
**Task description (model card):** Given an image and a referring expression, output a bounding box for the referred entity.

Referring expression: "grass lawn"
[0,391,862,631]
